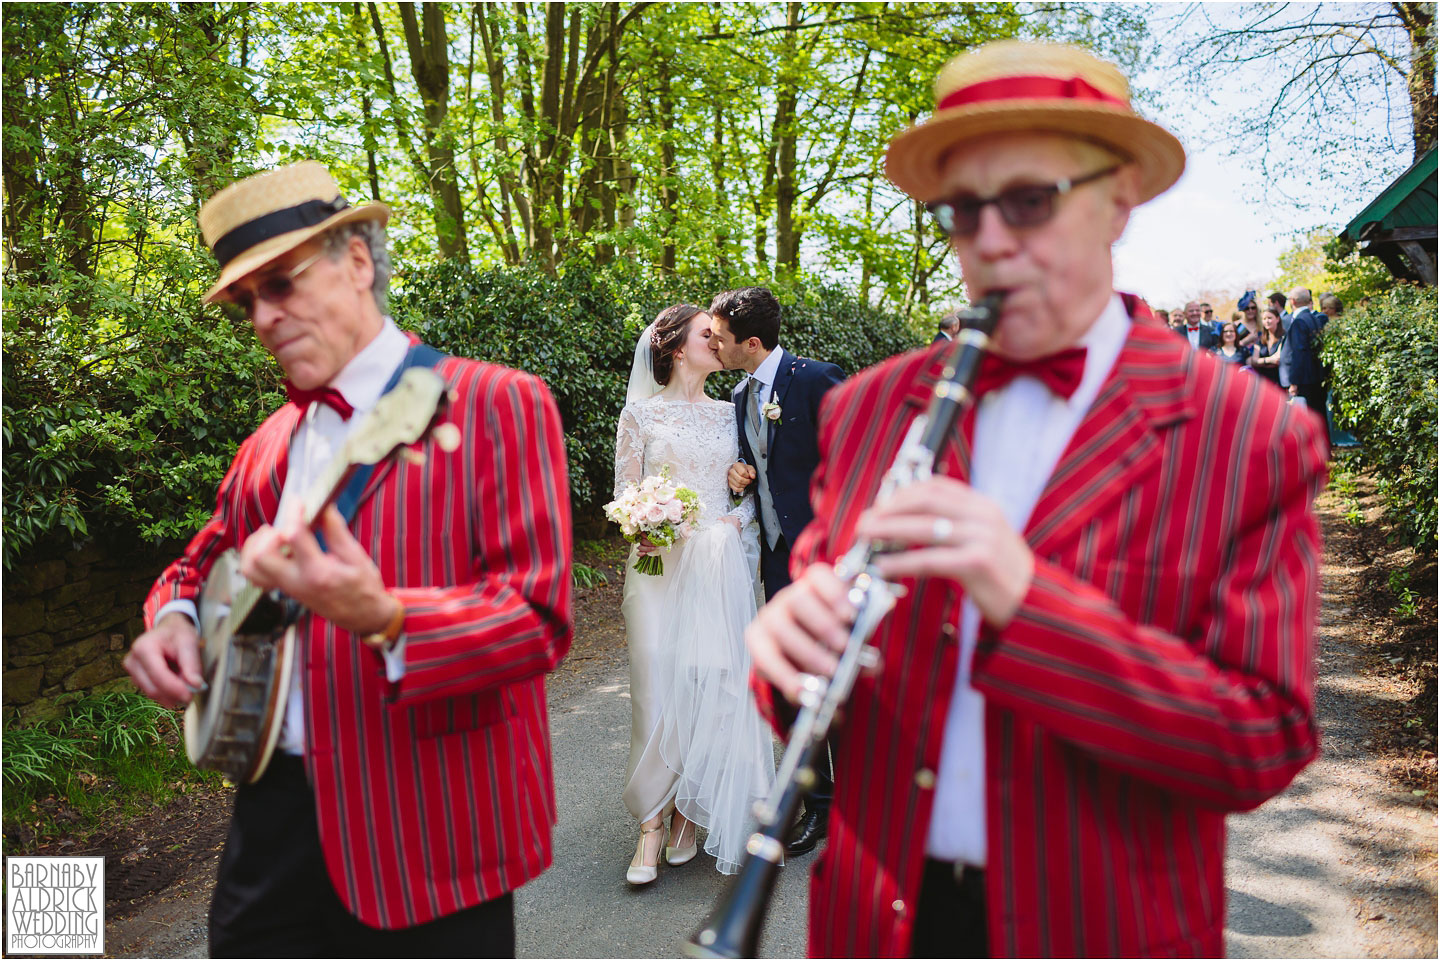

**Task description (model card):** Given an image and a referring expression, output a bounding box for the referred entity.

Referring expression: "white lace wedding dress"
[615,395,776,874]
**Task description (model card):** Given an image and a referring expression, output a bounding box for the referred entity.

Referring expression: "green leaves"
[392,258,921,516]
[1323,285,1438,554]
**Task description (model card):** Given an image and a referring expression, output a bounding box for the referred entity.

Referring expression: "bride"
[613,303,776,883]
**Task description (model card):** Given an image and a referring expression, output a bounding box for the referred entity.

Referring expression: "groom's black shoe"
[785,804,829,855]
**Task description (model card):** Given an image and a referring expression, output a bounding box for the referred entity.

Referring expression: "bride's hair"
[650,303,706,385]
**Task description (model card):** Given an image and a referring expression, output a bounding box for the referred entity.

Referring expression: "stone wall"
[3,541,173,721]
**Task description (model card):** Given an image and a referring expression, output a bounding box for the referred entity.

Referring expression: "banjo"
[185,367,459,783]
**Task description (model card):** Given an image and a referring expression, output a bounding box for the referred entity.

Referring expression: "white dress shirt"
[924,294,1131,865]
[157,318,411,755]
[743,345,784,406]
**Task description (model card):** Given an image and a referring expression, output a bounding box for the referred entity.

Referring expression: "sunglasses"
[218,250,326,321]
[926,165,1122,238]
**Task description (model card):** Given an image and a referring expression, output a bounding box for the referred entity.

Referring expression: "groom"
[707,286,844,854]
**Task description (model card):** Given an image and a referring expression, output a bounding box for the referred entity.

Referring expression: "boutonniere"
[761,401,782,424]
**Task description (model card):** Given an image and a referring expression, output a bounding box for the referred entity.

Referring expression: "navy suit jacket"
[1175,325,1220,350]
[733,349,845,548]
[1279,308,1326,387]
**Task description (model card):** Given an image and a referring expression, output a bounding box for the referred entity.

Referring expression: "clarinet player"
[744,41,1327,958]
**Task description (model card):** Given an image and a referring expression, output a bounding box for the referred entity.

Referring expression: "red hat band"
[937,75,1127,112]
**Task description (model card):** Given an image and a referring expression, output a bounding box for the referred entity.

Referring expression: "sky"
[1110,3,1417,309]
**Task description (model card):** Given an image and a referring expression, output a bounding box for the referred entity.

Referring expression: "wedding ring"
[931,517,954,543]
[279,544,294,559]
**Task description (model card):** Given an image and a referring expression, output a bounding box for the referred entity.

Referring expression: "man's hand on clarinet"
[747,476,1034,705]
[858,477,1033,627]
[728,461,757,496]
[746,564,857,704]
[124,611,204,709]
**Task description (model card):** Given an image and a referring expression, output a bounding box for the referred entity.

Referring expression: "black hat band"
[212,196,349,267]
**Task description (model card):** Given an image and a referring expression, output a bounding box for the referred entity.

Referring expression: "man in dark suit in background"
[933,311,960,343]
[708,286,844,855]
[1176,300,1220,349]
[1280,286,1330,448]
[1269,289,1292,330]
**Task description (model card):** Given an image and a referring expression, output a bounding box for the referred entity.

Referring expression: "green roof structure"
[1340,147,1437,286]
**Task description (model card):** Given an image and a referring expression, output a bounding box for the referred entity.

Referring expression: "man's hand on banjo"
[239,503,400,639]
[124,612,203,710]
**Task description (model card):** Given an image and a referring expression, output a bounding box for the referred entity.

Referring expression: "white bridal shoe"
[627,822,664,885]
[666,814,698,866]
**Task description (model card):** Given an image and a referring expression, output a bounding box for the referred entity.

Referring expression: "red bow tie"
[973,347,1088,400]
[286,382,355,420]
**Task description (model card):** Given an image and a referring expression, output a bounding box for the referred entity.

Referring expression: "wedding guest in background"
[1154,308,1170,327]
[1319,293,1343,321]
[1214,321,1248,366]
[1177,300,1220,349]
[1269,290,1291,330]
[934,312,960,343]
[1280,288,1328,435]
[1247,305,1284,388]
[1236,290,1261,347]
[1201,302,1220,335]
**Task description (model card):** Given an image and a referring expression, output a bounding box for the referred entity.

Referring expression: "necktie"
[286,382,355,421]
[746,378,767,455]
[972,346,1087,401]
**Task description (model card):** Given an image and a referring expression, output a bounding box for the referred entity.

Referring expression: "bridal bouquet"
[604,468,703,575]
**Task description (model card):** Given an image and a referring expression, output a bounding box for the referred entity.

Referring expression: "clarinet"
[685,290,1006,960]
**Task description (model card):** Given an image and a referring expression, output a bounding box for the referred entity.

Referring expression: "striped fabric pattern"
[758,299,1327,957]
[144,355,573,929]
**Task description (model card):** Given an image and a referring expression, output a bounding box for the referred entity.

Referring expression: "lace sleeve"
[614,405,645,499]
[724,491,756,525]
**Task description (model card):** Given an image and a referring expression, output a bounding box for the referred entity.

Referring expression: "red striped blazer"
[758,298,1327,957]
[144,354,573,929]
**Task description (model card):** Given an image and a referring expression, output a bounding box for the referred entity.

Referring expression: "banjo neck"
[217,368,456,640]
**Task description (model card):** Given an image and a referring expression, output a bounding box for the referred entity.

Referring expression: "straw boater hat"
[886,40,1185,205]
[197,160,389,302]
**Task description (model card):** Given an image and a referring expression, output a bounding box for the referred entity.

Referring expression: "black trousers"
[1294,383,1331,455]
[209,755,515,958]
[762,535,836,807]
[911,859,988,958]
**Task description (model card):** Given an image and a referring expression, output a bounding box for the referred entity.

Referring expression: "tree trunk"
[351,4,382,201]
[712,103,729,268]
[398,1,470,264]
[773,2,801,273]
[858,174,874,305]
[1399,1,1437,157]
[657,53,677,273]
[477,3,525,262]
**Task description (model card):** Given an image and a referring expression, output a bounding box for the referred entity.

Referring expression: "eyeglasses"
[218,250,327,321]
[925,165,1122,238]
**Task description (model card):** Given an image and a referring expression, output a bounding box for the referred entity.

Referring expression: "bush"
[3,262,282,570]
[3,257,921,569]
[1323,285,1437,554]
[392,259,920,515]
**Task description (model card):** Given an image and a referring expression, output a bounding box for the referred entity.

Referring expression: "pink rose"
[665,500,684,523]
[645,503,667,525]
